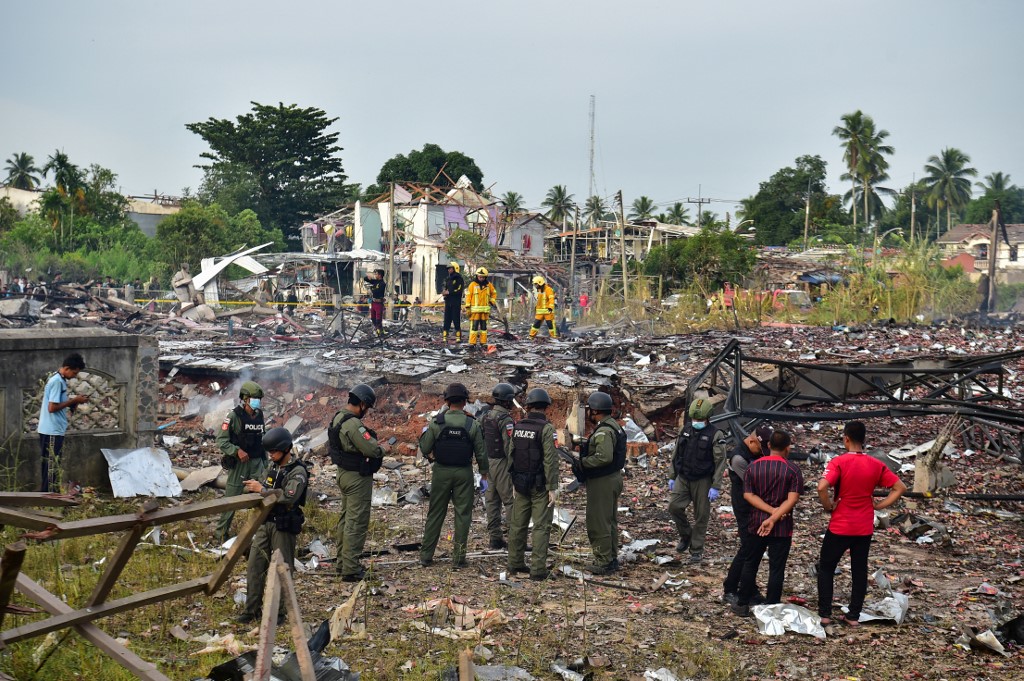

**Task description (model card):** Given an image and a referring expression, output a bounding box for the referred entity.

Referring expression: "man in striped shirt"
[731,430,804,617]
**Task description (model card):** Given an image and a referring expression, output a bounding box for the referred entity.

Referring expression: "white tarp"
[101,447,183,498]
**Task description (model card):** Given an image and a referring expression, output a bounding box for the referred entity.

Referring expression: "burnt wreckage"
[688,338,1024,461]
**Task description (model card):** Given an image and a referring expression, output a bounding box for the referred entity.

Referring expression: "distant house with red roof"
[937,223,1024,283]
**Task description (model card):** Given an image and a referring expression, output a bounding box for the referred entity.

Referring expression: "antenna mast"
[588,95,596,200]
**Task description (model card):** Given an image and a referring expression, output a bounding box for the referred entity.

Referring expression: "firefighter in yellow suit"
[529,275,557,339]
[464,267,497,349]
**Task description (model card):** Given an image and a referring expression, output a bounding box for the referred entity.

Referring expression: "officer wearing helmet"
[441,262,464,343]
[328,383,386,581]
[419,383,489,567]
[529,275,557,340]
[577,391,627,575]
[463,267,497,350]
[215,380,267,543]
[668,397,729,564]
[506,387,560,580]
[236,427,308,625]
[482,383,517,549]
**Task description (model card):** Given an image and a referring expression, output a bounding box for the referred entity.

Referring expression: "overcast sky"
[3,0,1022,220]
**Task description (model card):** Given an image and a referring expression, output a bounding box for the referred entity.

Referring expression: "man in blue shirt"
[36,353,88,492]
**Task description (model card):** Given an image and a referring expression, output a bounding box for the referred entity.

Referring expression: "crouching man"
[237,427,308,625]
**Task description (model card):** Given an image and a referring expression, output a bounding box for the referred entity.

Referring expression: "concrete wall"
[0,328,158,491]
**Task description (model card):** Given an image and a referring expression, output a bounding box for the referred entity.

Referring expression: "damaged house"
[938,222,1024,283]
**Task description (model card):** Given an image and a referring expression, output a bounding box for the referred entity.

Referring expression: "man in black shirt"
[441,262,464,343]
[364,269,387,337]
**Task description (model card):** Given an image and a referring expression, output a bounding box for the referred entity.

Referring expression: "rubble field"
[142,322,1024,680]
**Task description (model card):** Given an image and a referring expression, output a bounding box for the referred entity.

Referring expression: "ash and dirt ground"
[152,329,1024,681]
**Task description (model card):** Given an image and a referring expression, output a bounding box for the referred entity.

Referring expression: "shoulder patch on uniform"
[221,422,229,431]
[363,431,372,440]
[505,423,513,436]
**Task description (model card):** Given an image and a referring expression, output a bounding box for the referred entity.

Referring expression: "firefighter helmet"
[532,275,546,287]
[447,262,461,273]
[475,267,489,277]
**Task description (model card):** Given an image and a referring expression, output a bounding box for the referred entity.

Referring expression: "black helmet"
[525,388,552,407]
[444,383,470,401]
[349,383,377,408]
[587,391,613,412]
[262,427,293,454]
[491,383,516,402]
[239,381,264,399]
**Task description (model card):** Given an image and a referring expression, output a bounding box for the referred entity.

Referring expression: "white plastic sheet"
[101,447,182,498]
[752,603,827,640]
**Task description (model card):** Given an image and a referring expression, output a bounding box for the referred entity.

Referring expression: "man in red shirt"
[816,420,906,625]
[731,430,803,617]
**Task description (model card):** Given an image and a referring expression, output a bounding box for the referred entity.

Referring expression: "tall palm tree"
[854,122,894,233]
[833,111,870,228]
[842,170,896,226]
[628,195,656,222]
[583,195,608,226]
[923,147,977,235]
[4,152,42,189]
[43,149,82,194]
[664,202,691,225]
[976,171,1015,194]
[501,191,524,216]
[541,185,574,225]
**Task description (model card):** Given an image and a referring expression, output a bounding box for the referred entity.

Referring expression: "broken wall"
[0,328,158,490]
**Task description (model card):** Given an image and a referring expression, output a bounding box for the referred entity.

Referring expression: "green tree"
[663,202,691,225]
[43,149,82,194]
[833,111,871,228]
[541,185,574,225]
[963,182,1024,225]
[186,102,349,239]
[152,202,230,271]
[628,195,656,221]
[644,228,755,290]
[4,152,42,189]
[226,208,286,252]
[370,143,484,195]
[500,191,524,216]
[0,197,19,232]
[445,228,496,270]
[852,119,894,232]
[977,171,1014,194]
[740,155,846,246]
[923,147,977,236]
[583,195,609,225]
[196,162,260,217]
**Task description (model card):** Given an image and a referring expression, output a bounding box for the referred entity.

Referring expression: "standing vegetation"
[923,147,977,237]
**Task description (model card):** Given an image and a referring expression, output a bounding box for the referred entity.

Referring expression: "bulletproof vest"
[582,419,627,479]
[481,408,511,459]
[674,425,719,481]
[328,411,382,475]
[267,459,308,531]
[232,405,266,459]
[433,412,476,466]
[728,443,756,486]
[510,413,547,493]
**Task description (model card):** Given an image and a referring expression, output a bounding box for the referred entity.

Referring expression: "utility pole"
[802,177,812,251]
[616,190,628,307]
[387,182,396,321]
[686,185,710,229]
[570,203,580,310]
[588,96,596,202]
[987,203,1002,313]
[910,173,916,242]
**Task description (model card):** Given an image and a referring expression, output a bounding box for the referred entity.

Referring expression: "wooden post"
[253,550,284,681]
[458,647,475,681]
[617,190,628,308]
[277,562,316,681]
[0,542,27,630]
[987,206,1000,313]
[569,204,579,311]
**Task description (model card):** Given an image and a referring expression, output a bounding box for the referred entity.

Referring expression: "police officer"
[482,383,516,549]
[236,427,308,625]
[328,384,386,581]
[442,262,464,343]
[419,383,488,567]
[577,391,626,574]
[215,381,267,543]
[668,398,729,564]
[506,388,559,580]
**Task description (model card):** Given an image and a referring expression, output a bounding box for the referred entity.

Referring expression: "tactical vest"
[510,413,547,493]
[673,425,719,481]
[433,412,476,466]
[728,444,756,487]
[328,411,383,475]
[266,459,308,533]
[481,408,511,459]
[232,405,266,459]
[582,419,627,479]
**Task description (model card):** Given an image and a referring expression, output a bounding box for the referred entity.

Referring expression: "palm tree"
[43,149,82,194]
[855,122,894,233]
[842,170,896,226]
[541,185,574,226]
[501,191,524,216]
[976,172,1015,194]
[4,152,42,189]
[833,111,892,229]
[664,202,691,225]
[833,111,870,227]
[697,210,720,230]
[923,147,977,236]
[628,195,656,222]
[583,195,608,226]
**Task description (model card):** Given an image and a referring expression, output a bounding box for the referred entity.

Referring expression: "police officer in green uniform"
[506,388,560,580]
[236,427,308,624]
[419,383,488,567]
[482,383,516,549]
[576,391,627,575]
[215,381,267,543]
[668,398,729,564]
[328,384,386,581]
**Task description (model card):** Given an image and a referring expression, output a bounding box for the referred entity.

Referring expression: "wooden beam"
[13,574,171,681]
[206,493,279,595]
[277,561,316,681]
[253,550,283,681]
[0,493,79,507]
[0,542,27,630]
[3,577,207,644]
[87,525,144,607]
[0,508,60,532]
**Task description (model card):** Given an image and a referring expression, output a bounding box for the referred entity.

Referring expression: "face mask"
[692,421,706,430]
[249,398,262,410]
